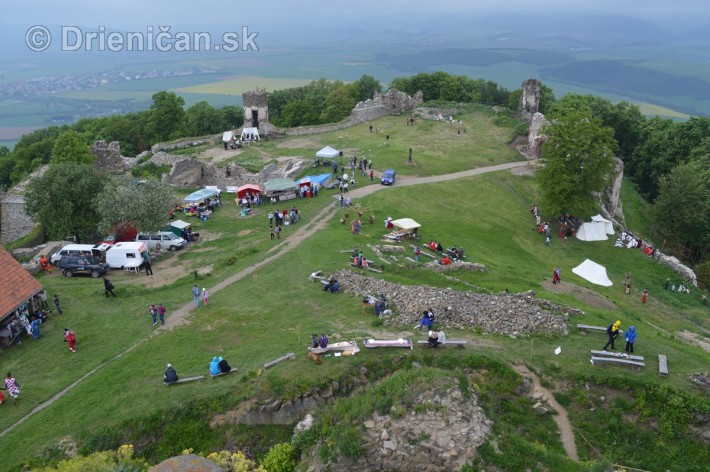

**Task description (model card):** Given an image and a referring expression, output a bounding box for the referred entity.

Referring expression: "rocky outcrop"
[151,137,214,154]
[602,157,626,228]
[519,78,541,122]
[149,454,222,472]
[655,253,698,286]
[517,112,548,160]
[332,270,571,336]
[91,140,124,173]
[305,373,492,472]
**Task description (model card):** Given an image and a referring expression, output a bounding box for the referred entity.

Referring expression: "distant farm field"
[173,75,315,95]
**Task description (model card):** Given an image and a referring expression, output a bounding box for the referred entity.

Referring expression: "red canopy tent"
[237,184,262,198]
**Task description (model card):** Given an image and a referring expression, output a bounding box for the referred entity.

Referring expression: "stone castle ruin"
[516,78,548,160]
[519,78,541,121]
[242,89,269,129]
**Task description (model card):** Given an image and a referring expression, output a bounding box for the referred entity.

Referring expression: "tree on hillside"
[652,160,710,262]
[146,91,187,143]
[279,100,320,128]
[51,130,95,165]
[221,105,245,130]
[349,74,382,103]
[537,112,618,217]
[186,101,225,137]
[322,85,356,124]
[95,177,177,233]
[24,163,109,242]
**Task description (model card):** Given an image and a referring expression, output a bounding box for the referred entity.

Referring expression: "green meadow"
[1,109,708,470]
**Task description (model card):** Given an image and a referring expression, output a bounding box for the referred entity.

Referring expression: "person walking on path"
[4,373,21,401]
[53,294,63,314]
[158,304,166,325]
[202,288,209,305]
[603,320,622,351]
[103,278,116,298]
[192,285,200,308]
[63,328,77,352]
[552,267,561,284]
[149,304,158,325]
[624,325,637,353]
[143,251,153,276]
[545,235,550,247]
[270,225,275,240]
[276,225,281,240]
[414,246,421,262]
[641,289,648,304]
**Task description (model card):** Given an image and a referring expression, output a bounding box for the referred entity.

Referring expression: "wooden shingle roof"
[0,246,43,320]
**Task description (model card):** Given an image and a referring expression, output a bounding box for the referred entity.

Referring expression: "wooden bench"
[590,350,644,362]
[591,356,645,368]
[210,368,237,378]
[658,354,668,376]
[417,340,467,348]
[164,375,205,386]
[263,352,295,369]
[577,324,623,334]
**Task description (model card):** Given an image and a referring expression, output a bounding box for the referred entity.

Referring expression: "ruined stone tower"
[518,78,541,121]
[242,90,268,129]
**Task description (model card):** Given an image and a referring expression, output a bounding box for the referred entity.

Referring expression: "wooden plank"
[577,324,624,334]
[164,375,205,386]
[591,356,645,367]
[378,257,392,265]
[590,350,644,361]
[417,340,467,347]
[658,354,668,376]
[210,368,238,378]
[364,338,413,350]
[263,352,296,369]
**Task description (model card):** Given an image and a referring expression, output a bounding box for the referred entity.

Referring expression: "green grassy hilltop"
[1,106,708,472]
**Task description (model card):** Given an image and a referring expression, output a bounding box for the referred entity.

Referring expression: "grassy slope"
[1,109,708,470]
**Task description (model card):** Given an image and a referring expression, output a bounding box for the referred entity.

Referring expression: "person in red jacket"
[64,328,77,352]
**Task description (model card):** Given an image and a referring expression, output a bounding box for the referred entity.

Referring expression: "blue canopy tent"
[184,188,220,205]
[298,173,332,189]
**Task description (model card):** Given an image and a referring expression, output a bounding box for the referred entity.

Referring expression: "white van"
[50,243,110,265]
[135,232,187,251]
[105,242,148,269]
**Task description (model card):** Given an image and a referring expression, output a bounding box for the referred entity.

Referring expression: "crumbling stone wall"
[243,90,269,128]
[352,89,423,123]
[0,194,34,244]
[91,140,124,173]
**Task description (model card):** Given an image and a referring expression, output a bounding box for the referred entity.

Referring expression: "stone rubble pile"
[332,270,570,336]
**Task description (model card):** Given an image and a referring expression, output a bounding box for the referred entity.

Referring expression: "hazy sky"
[1,0,708,29]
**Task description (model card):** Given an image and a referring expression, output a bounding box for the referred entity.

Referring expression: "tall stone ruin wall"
[0,194,34,244]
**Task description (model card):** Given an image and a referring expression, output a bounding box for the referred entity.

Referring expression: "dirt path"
[1,160,530,437]
[512,364,579,461]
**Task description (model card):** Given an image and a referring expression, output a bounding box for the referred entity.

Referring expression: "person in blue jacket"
[209,357,220,375]
[624,325,637,353]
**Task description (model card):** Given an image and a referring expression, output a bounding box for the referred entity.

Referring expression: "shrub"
[261,443,296,472]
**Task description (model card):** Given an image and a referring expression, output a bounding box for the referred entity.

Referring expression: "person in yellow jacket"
[603,320,622,351]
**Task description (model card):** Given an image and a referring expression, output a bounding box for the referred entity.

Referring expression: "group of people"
[602,320,638,353]
[209,356,232,375]
[427,330,447,348]
[149,304,167,326]
[351,249,369,268]
[192,285,209,307]
[311,333,329,349]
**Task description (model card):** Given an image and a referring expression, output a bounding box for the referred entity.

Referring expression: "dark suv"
[59,255,109,278]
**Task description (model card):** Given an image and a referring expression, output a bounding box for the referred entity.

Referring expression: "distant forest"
[0,71,708,262]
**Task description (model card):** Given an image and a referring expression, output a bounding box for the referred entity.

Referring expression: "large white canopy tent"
[391,218,421,231]
[316,146,340,158]
[576,214,614,241]
[241,127,260,140]
[572,259,613,286]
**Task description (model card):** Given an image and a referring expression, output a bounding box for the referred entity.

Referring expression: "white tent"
[572,259,613,286]
[316,146,340,158]
[222,131,234,142]
[591,214,615,235]
[241,127,260,140]
[391,218,421,231]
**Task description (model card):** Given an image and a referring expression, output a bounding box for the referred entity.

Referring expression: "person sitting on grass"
[209,357,220,376]
[164,364,178,383]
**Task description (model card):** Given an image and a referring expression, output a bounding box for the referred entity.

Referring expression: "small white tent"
[241,127,260,140]
[391,218,421,231]
[591,214,614,235]
[576,215,614,241]
[572,259,613,286]
[222,131,234,143]
[316,146,340,158]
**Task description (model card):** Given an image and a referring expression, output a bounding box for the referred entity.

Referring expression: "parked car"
[59,255,109,278]
[381,169,396,185]
[50,243,110,265]
[136,232,187,251]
